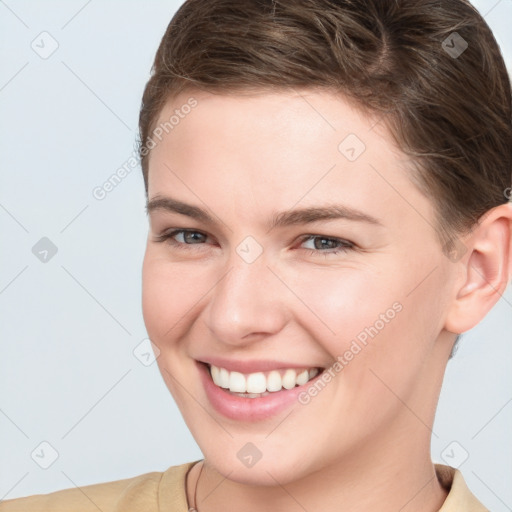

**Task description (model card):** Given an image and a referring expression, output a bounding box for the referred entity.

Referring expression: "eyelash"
[154,229,356,256]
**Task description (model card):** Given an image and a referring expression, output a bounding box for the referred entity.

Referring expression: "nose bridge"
[205,245,287,343]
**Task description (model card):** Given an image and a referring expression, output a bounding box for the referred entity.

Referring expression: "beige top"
[0,462,488,511]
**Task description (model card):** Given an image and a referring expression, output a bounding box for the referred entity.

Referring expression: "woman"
[3,0,511,510]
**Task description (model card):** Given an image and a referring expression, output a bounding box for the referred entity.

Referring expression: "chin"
[201,444,316,487]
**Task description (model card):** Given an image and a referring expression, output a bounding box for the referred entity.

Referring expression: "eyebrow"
[146,196,383,229]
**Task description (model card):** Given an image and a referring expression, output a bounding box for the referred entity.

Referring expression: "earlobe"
[444,203,512,334]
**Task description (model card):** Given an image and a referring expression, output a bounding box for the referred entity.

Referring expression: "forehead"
[147,89,435,232]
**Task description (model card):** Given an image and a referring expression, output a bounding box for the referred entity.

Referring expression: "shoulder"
[435,464,489,512]
[0,461,198,512]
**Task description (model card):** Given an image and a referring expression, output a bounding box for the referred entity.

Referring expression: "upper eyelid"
[299,235,356,251]
[160,229,354,248]
[159,228,211,242]
[161,229,344,240]
[298,233,353,243]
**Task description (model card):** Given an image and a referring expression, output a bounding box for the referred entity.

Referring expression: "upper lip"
[197,357,324,374]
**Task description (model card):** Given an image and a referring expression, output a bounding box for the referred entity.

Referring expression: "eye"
[298,235,355,256]
[153,229,212,248]
[153,229,356,257]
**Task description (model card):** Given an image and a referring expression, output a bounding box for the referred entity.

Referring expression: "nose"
[204,250,289,347]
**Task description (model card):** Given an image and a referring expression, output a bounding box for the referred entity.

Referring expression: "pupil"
[315,238,333,250]
[186,232,203,243]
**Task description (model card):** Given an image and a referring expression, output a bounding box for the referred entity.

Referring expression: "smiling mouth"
[203,362,325,398]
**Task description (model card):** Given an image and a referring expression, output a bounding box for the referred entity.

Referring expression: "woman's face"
[142,90,457,484]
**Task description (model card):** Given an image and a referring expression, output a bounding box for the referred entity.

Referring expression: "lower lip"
[197,361,323,422]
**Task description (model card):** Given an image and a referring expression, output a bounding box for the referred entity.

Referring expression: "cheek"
[286,260,443,388]
[141,250,220,341]
[142,253,189,340]
[287,268,402,352]
[141,253,206,405]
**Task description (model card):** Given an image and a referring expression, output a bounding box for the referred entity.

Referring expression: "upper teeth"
[209,365,320,393]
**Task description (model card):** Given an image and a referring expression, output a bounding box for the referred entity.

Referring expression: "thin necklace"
[188,460,205,512]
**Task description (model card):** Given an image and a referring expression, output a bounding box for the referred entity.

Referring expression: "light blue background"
[1,0,511,509]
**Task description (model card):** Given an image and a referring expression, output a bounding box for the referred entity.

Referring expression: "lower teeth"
[228,390,272,398]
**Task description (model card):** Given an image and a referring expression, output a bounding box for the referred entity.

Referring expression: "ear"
[444,202,512,334]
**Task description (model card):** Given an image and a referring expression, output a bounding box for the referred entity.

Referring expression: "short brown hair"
[138,0,511,250]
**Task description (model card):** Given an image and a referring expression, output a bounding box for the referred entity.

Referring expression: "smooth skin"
[141,89,512,512]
